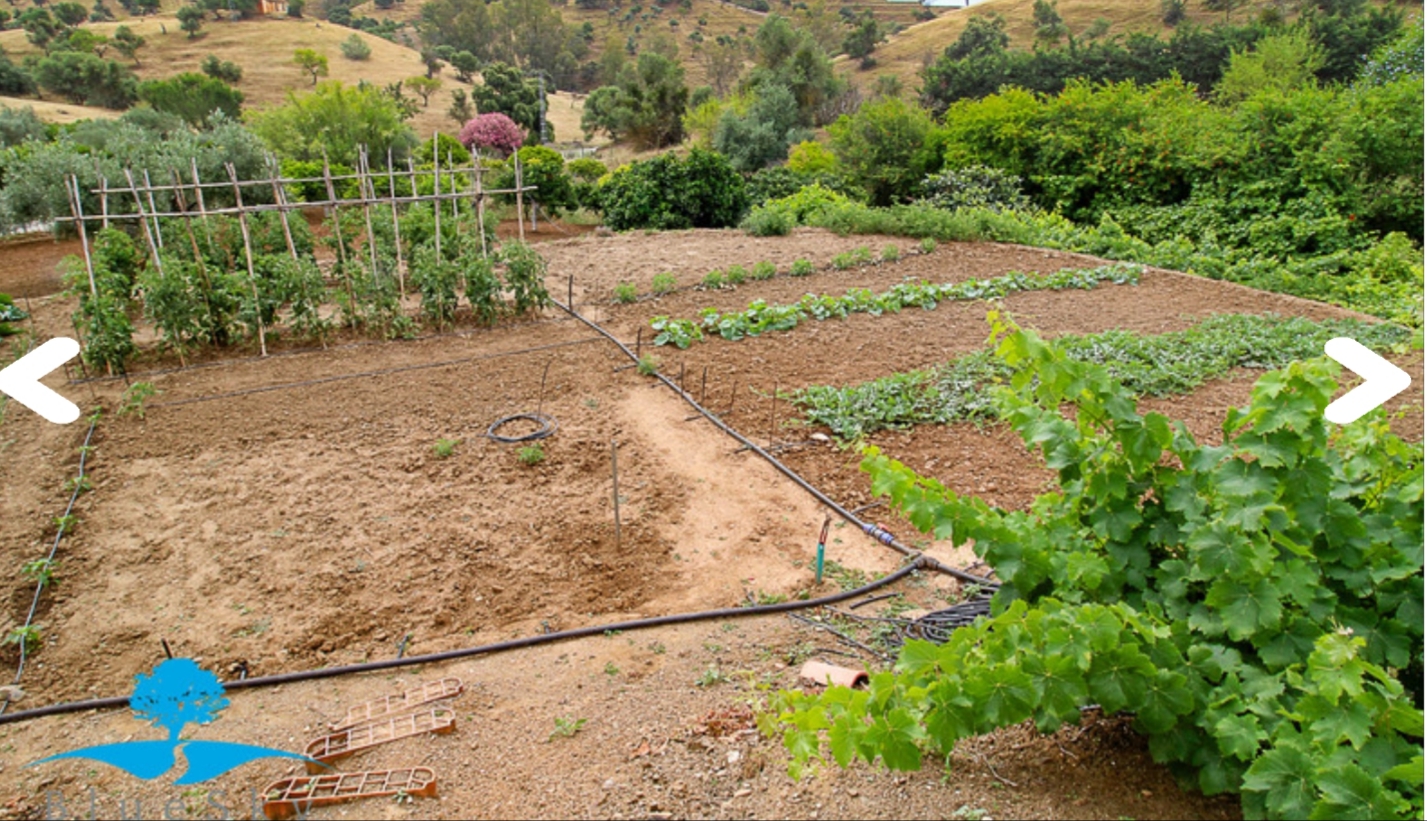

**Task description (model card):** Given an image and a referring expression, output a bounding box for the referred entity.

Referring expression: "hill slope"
[836,0,1242,90]
[0,15,590,144]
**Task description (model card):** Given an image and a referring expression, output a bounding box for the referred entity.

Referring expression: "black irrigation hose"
[1,418,98,717]
[551,297,997,589]
[486,412,558,443]
[0,559,926,726]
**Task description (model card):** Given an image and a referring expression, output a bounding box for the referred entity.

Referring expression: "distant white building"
[922,0,974,7]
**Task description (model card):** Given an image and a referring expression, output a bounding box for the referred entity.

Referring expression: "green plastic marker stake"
[815,517,830,585]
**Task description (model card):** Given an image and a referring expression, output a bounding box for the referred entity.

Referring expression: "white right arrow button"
[1323,337,1412,425]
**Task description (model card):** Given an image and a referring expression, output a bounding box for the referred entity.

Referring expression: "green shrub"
[831,252,855,270]
[433,437,459,458]
[598,148,749,231]
[791,258,814,277]
[614,282,638,303]
[880,244,900,263]
[741,206,794,237]
[751,261,777,280]
[725,264,747,285]
[702,270,725,289]
[920,237,937,254]
[518,444,544,465]
[651,272,677,294]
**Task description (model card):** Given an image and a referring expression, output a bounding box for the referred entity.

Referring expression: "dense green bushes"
[598,148,747,231]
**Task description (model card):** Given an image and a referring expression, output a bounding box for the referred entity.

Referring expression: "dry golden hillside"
[0,14,590,144]
[354,0,935,88]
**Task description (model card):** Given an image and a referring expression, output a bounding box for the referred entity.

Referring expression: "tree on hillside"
[1202,0,1249,22]
[712,83,808,171]
[1033,0,1069,46]
[446,50,479,83]
[32,51,137,109]
[249,81,418,168]
[201,54,242,84]
[177,4,206,38]
[89,1,116,22]
[580,52,687,149]
[947,14,1010,60]
[287,0,303,16]
[293,49,328,85]
[52,2,87,27]
[18,9,61,48]
[419,47,444,78]
[341,33,371,61]
[63,28,109,55]
[746,14,844,126]
[448,88,473,126]
[406,75,440,107]
[138,72,243,127]
[843,12,880,64]
[699,37,745,96]
[471,62,543,143]
[112,25,145,66]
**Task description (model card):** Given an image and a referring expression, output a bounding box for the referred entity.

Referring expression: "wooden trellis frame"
[58,148,538,357]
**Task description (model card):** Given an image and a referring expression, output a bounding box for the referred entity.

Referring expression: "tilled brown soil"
[0,228,1418,819]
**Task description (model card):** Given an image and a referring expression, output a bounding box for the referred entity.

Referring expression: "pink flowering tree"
[458,113,526,158]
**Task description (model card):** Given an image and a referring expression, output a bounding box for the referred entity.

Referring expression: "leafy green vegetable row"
[650,263,1142,349]
[794,313,1412,440]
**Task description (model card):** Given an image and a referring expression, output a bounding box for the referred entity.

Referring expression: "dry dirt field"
[0,227,1419,819]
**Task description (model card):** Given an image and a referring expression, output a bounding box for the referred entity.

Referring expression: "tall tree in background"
[250,81,417,167]
[471,62,544,143]
[112,25,145,66]
[581,52,688,148]
[1032,0,1069,46]
[699,37,745,96]
[745,14,844,127]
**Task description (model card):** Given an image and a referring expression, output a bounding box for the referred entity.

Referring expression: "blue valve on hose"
[815,517,830,585]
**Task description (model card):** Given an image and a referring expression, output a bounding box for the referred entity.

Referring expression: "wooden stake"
[472,148,487,258]
[358,147,380,288]
[266,158,299,261]
[611,439,621,550]
[64,176,97,299]
[769,377,778,447]
[322,153,356,327]
[189,158,212,248]
[98,175,109,231]
[432,138,442,261]
[142,169,163,250]
[700,366,708,406]
[123,168,163,277]
[171,170,217,352]
[387,147,405,298]
[227,164,267,358]
[514,152,525,243]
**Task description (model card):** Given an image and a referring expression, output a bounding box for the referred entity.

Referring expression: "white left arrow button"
[0,337,81,424]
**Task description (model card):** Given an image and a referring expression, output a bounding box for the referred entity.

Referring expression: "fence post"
[322,153,356,328]
[266,157,299,261]
[514,152,525,243]
[432,138,442,261]
[64,176,97,299]
[226,163,268,358]
[123,168,163,278]
[471,147,487,259]
[189,158,212,247]
[387,147,405,297]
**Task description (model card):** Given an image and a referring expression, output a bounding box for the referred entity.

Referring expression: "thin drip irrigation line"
[147,337,604,410]
[1,418,97,716]
[0,560,924,726]
[552,295,996,589]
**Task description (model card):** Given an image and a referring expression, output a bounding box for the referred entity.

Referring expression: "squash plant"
[767,315,1424,820]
